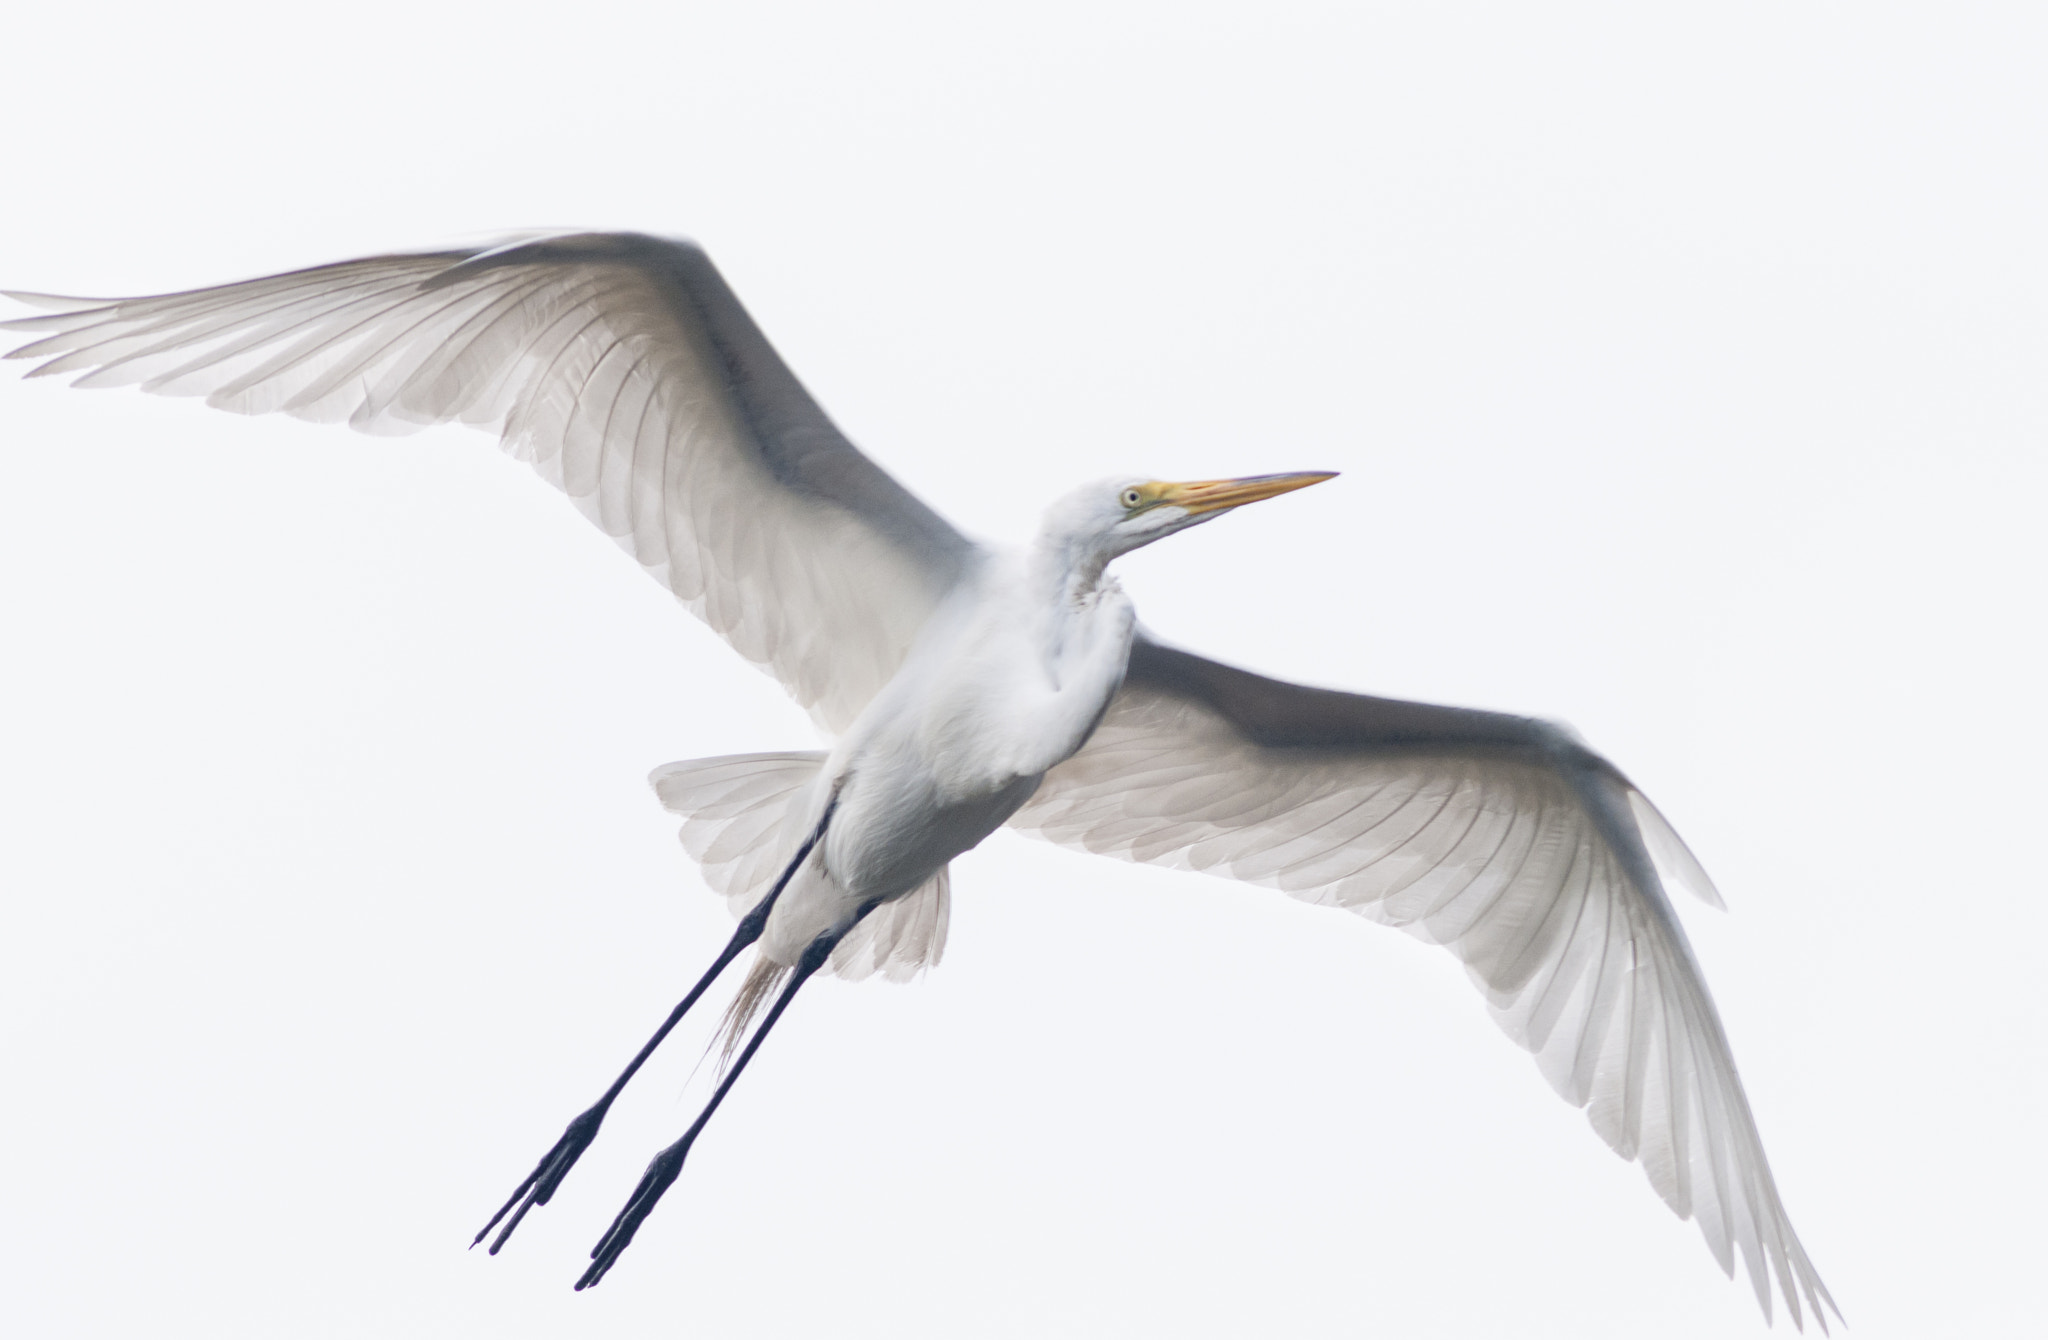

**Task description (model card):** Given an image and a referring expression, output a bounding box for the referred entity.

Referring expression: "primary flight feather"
[2,231,1836,1327]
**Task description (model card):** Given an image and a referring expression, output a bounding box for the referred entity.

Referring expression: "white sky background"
[1,2,2042,1336]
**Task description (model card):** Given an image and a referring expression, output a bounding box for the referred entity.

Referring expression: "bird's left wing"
[1010,634,1837,1331]
[2,233,977,731]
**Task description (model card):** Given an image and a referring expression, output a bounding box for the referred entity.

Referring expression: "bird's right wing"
[1011,635,1837,1331]
[2,233,977,732]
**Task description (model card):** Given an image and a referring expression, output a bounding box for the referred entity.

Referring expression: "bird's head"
[1040,472,1338,570]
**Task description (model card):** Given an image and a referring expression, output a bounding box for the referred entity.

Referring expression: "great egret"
[3,232,1836,1326]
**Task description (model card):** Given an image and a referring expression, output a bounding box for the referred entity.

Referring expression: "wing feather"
[1012,634,1837,1330]
[3,233,978,730]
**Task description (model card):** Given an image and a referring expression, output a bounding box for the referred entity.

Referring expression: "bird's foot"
[473,1101,611,1253]
[574,1138,692,1290]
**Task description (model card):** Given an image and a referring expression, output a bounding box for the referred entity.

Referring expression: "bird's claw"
[474,1102,611,1253]
[575,1140,691,1290]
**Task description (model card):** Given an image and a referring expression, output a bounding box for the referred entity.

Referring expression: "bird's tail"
[651,751,830,919]
[652,751,955,991]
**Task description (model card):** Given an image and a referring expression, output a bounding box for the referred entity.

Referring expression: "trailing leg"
[574,900,879,1290]
[473,802,835,1253]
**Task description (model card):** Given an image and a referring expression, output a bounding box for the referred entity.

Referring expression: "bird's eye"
[1120,488,1144,509]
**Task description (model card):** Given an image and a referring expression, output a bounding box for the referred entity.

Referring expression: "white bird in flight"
[3,232,1836,1327]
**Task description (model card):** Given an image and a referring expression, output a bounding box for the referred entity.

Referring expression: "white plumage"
[2,231,1836,1328]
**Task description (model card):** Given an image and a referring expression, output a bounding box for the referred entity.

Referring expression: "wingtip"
[2,290,98,312]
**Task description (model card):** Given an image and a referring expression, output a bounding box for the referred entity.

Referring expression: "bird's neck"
[1020,538,1127,679]
[1027,537,1113,616]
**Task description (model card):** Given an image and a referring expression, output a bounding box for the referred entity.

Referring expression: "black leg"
[573,900,879,1291]
[473,803,835,1254]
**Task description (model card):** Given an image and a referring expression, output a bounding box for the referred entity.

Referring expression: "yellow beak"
[1154,471,1337,515]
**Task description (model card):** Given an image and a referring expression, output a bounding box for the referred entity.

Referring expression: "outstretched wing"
[2,233,977,732]
[1011,634,1837,1332]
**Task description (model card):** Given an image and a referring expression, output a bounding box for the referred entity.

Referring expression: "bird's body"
[760,539,1130,962]
[2,232,1838,1327]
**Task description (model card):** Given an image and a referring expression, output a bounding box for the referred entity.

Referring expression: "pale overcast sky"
[2,4,2043,1338]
